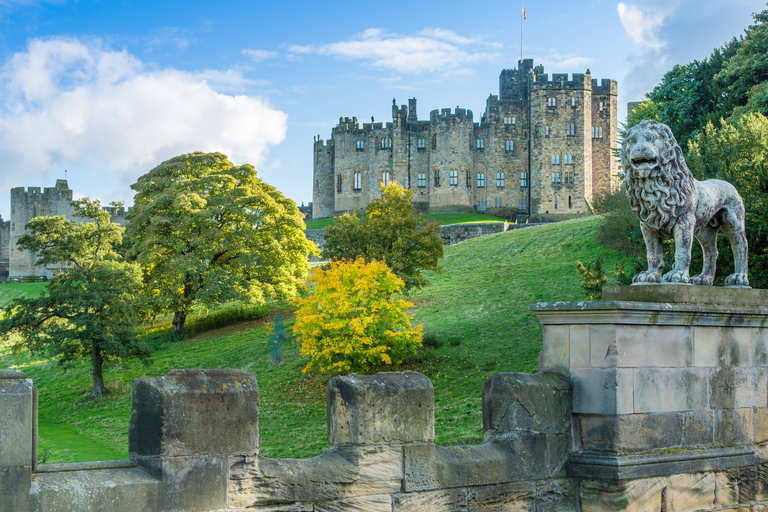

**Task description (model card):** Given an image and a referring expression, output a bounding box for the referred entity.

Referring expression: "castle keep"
[313,59,619,218]
[0,179,129,281]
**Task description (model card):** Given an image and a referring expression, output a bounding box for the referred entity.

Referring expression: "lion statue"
[621,120,749,287]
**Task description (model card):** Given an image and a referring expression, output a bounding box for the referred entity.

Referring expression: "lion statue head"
[621,120,695,239]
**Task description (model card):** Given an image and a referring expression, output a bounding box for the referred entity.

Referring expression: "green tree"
[686,112,768,288]
[0,200,147,396]
[127,152,317,331]
[576,257,607,300]
[323,183,443,290]
[292,258,423,374]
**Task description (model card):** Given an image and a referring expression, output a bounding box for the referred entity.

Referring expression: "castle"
[312,59,619,218]
[0,179,129,281]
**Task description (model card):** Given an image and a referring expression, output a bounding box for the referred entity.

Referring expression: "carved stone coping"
[0,370,27,379]
[568,446,754,480]
[34,460,136,473]
[604,284,768,307]
[530,301,768,327]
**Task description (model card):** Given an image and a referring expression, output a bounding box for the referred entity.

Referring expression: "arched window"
[505,140,514,152]
[476,138,484,150]
[571,96,576,107]
[552,153,560,165]
[353,172,362,190]
[382,172,390,186]
[496,171,505,187]
[356,140,364,150]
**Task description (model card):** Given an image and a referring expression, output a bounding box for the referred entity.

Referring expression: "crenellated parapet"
[591,78,618,96]
[530,73,592,91]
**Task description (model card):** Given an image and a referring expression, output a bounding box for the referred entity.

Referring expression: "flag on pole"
[522,5,527,20]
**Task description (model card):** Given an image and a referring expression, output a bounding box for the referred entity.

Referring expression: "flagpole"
[521,4,524,63]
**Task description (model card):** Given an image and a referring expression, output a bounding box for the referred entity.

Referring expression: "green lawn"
[305,212,507,229]
[0,281,48,307]
[0,215,626,463]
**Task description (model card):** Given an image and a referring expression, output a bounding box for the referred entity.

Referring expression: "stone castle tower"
[312,59,619,218]
[0,179,130,281]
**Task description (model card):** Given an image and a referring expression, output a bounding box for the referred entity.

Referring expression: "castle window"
[435,170,441,187]
[417,173,426,188]
[571,96,576,107]
[512,116,516,124]
[555,196,558,209]
[552,172,561,184]
[497,171,505,188]
[476,138,484,150]
[519,198,527,210]
[503,116,511,125]
[382,172,391,186]
[569,196,573,208]
[379,138,392,149]
[592,126,603,139]
[466,171,472,188]
[547,97,556,107]
[417,138,425,149]
[337,174,342,193]
[545,126,550,138]
[432,134,437,149]
[354,172,362,191]
[551,153,561,165]
[477,173,485,188]
[477,199,487,211]
[565,153,574,165]
[599,101,604,111]
[566,123,575,136]
[505,140,514,152]
[356,140,364,150]
[520,172,528,188]
[450,170,458,186]
[564,171,574,184]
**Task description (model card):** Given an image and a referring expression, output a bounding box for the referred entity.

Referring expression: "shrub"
[576,257,607,300]
[292,258,423,374]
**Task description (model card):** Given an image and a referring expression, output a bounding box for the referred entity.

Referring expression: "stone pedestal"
[531,285,768,481]
[0,370,36,511]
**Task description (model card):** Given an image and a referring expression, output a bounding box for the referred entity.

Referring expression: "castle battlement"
[531,73,591,90]
[591,78,618,95]
[429,107,474,122]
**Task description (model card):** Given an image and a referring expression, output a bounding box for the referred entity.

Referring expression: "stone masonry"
[313,59,619,219]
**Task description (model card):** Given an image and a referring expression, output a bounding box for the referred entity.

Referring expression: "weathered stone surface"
[683,411,715,448]
[710,367,768,409]
[714,409,754,447]
[481,372,570,435]
[0,466,32,512]
[756,408,768,444]
[535,478,577,512]
[578,413,684,453]
[586,325,617,368]
[228,445,402,507]
[315,494,392,512]
[569,324,590,367]
[571,366,633,414]
[31,467,161,512]
[0,373,34,467]
[579,476,666,511]
[610,325,693,368]
[666,472,718,511]
[695,326,753,367]
[129,369,259,458]
[539,325,569,373]
[603,284,768,307]
[633,368,708,413]
[327,372,433,446]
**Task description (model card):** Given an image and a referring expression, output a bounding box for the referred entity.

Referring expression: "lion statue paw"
[724,273,750,288]
[662,269,691,284]
[632,270,662,284]
[690,274,714,286]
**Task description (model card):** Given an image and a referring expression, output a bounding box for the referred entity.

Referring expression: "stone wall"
[313,60,619,219]
[0,218,9,282]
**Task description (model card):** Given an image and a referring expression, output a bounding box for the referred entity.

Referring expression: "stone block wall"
[0,218,9,282]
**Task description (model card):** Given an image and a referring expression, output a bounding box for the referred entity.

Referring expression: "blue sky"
[0,0,764,218]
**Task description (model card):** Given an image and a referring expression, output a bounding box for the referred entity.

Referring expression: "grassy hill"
[305,212,507,229]
[0,215,625,463]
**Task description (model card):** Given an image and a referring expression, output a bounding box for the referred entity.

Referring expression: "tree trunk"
[92,347,106,397]
[173,310,187,332]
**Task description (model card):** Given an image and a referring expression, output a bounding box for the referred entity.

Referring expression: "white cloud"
[0,37,287,212]
[242,49,279,63]
[289,28,500,75]
[536,52,593,72]
[617,2,680,50]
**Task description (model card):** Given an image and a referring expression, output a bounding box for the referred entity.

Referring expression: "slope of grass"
[0,282,48,307]
[0,215,625,463]
[304,212,506,229]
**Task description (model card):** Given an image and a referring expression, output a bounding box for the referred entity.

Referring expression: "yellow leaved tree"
[292,258,423,374]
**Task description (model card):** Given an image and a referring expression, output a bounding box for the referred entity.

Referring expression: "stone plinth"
[0,370,36,511]
[531,285,768,480]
